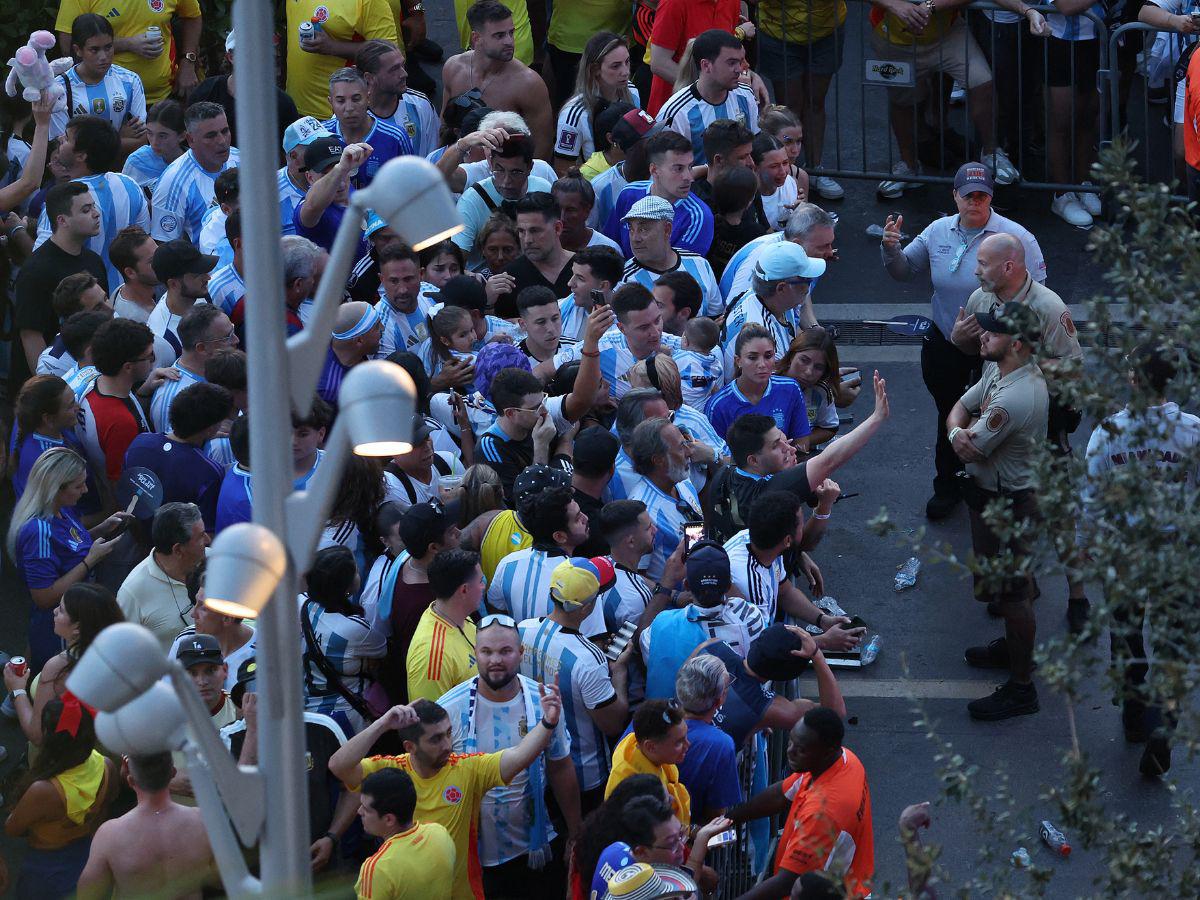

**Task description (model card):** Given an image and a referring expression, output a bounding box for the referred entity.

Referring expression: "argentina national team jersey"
[152,148,241,242]
[597,330,683,400]
[605,181,715,257]
[51,64,147,139]
[34,172,149,288]
[518,616,616,791]
[215,463,253,533]
[65,365,99,400]
[720,292,804,379]
[377,89,441,157]
[724,529,787,624]
[588,162,629,230]
[640,598,766,661]
[150,363,205,433]
[719,231,784,299]
[619,250,725,316]
[122,145,168,191]
[558,295,590,341]
[374,294,432,358]
[277,166,306,236]
[208,263,245,315]
[628,475,703,583]
[488,548,608,637]
[674,349,725,411]
[321,115,414,188]
[657,81,760,164]
[706,375,810,442]
[600,564,654,634]
[555,84,641,160]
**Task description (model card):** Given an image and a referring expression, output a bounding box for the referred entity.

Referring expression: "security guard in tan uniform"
[951,231,1091,633]
[947,301,1049,722]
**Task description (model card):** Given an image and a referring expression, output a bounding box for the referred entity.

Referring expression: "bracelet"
[11,689,27,699]
[322,831,339,846]
[82,559,93,574]
[816,613,826,629]
[580,348,600,358]
[813,512,831,520]
[948,426,963,443]
[7,224,25,239]
[539,716,556,730]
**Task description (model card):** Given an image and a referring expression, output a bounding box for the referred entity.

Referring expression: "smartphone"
[683,521,705,551]
[590,289,606,306]
[708,828,737,848]
[605,620,637,662]
[840,369,862,388]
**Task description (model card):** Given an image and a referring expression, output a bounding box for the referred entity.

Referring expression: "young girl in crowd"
[54,14,146,150]
[705,325,810,441]
[760,104,810,200]
[426,305,477,383]
[8,375,85,501]
[419,240,466,291]
[779,326,843,452]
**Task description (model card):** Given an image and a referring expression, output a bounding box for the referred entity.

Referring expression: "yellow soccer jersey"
[406,606,476,702]
[356,821,456,899]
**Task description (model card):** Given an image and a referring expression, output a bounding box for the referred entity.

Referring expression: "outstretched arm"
[499,684,562,783]
[806,371,890,487]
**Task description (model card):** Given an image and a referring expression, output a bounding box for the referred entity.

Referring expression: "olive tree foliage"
[870,140,1200,898]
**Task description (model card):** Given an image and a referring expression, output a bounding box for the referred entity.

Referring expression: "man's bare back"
[80,802,214,899]
[442,50,553,159]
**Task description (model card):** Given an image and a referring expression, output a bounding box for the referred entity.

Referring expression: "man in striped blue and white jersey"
[519,556,633,811]
[560,246,624,342]
[357,40,441,157]
[374,243,433,358]
[279,117,331,236]
[35,116,148,288]
[626,416,704,584]
[321,68,414,190]
[617,196,723,317]
[656,30,759,165]
[720,204,838,308]
[206,211,244,317]
[149,304,237,433]
[151,103,239,243]
[596,283,683,403]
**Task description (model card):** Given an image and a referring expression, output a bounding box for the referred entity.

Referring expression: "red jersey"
[646,0,741,115]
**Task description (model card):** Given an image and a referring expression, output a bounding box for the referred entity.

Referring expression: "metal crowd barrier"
[756,0,1110,195]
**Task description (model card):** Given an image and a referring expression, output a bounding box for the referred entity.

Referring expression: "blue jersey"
[215,463,253,533]
[719,231,782,299]
[121,145,169,192]
[10,430,84,499]
[376,89,441,157]
[150,362,205,433]
[295,198,367,258]
[151,148,241,242]
[124,433,226,529]
[619,250,725,317]
[51,63,146,139]
[315,346,351,408]
[628,476,703,584]
[604,181,714,257]
[277,166,306,236]
[35,172,149,288]
[16,509,92,590]
[321,115,414,189]
[657,82,760,165]
[706,376,810,441]
[208,263,245,315]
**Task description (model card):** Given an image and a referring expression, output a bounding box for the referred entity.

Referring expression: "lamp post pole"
[232,0,312,893]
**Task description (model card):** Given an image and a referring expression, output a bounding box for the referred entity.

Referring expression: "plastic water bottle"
[1039,821,1071,857]
[894,557,921,591]
[1011,847,1031,868]
[859,634,881,666]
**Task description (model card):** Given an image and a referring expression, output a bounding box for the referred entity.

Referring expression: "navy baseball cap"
[954,161,994,197]
[685,541,731,603]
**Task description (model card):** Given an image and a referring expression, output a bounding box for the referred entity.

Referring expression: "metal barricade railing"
[756,0,1110,195]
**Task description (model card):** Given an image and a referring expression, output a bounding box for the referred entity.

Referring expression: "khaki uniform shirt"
[964,275,1083,365]
[960,360,1049,492]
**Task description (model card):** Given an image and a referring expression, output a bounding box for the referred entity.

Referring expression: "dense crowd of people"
[0,1,1194,899]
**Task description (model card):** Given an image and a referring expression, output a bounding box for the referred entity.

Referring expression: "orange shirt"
[774,748,874,898]
[1186,47,1200,171]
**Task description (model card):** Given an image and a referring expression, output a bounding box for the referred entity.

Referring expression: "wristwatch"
[182,51,198,64]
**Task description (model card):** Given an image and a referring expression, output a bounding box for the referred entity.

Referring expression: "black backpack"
[704,464,744,545]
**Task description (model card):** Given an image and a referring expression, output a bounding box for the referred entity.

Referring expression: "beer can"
[9,657,26,678]
[299,21,315,43]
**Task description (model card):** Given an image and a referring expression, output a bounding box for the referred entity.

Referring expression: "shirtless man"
[442,1,553,160]
[77,753,215,899]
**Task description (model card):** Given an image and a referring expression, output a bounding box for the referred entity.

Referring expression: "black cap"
[594,101,635,148]
[303,135,344,174]
[397,498,459,558]
[685,541,731,604]
[176,633,224,669]
[975,301,1039,345]
[573,426,620,476]
[152,240,218,282]
[231,657,257,707]
[435,275,488,312]
[513,464,571,504]
[411,415,434,446]
[746,623,812,682]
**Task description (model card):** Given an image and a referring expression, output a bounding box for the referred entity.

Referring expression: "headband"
[332,303,381,341]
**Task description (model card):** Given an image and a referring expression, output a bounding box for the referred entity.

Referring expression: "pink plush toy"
[5,30,69,104]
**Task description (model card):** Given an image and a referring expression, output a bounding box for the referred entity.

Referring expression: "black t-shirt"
[12,240,108,387]
[573,487,608,558]
[708,210,768,279]
[730,462,815,516]
[188,75,301,151]
[497,253,575,318]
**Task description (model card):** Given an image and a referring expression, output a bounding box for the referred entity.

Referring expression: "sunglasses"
[479,613,516,629]
[451,87,484,109]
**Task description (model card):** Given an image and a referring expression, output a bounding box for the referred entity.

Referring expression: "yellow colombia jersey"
[359,751,506,900]
[758,0,847,45]
[480,508,532,586]
[454,0,533,65]
[356,821,456,900]
[55,0,201,104]
[285,0,398,119]
[406,606,477,703]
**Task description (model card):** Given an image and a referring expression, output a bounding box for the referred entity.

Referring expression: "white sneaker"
[877,161,922,199]
[987,147,1019,186]
[1078,182,1102,217]
[1051,192,1093,229]
[812,175,844,200]
[950,81,966,104]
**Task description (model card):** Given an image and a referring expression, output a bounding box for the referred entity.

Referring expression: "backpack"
[703,463,744,545]
[389,454,452,505]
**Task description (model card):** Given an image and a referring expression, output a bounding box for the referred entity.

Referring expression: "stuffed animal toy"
[5,30,70,104]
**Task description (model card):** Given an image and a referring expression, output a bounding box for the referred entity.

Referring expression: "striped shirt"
[122,145,168,192]
[151,148,241,242]
[1046,0,1106,39]
[36,338,75,378]
[554,84,641,160]
[628,475,704,583]
[376,89,441,157]
[640,598,766,661]
[604,181,715,257]
[207,263,245,315]
[11,430,84,499]
[619,250,724,316]
[375,294,433,358]
[600,564,654,634]
[277,166,306,236]
[316,346,351,407]
[301,595,386,728]
[672,402,729,494]
[519,615,616,791]
[149,362,205,433]
[724,529,787,624]
[721,291,804,379]
[558,294,592,342]
[65,365,99,399]
[51,63,146,139]
[719,231,784,300]
[320,115,414,188]
[587,161,629,230]
[488,547,607,636]
[198,207,233,264]
[657,82,760,164]
[146,297,204,361]
[34,172,149,288]
[674,348,725,411]
[597,330,683,400]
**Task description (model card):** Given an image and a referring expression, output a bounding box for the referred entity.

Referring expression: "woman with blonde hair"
[628,354,725,490]
[7,448,129,672]
[554,32,639,174]
[458,464,505,528]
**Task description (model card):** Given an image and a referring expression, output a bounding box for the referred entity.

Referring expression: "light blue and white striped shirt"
[720,292,804,380]
[558,294,591,342]
[377,89,441,157]
[619,250,724,317]
[207,264,244,315]
[657,81,760,164]
[277,166,306,236]
[628,475,703,584]
[488,547,607,637]
[150,362,205,433]
[374,293,433,358]
[674,348,725,411]
[34,171,149,288]
[724,529,787,625]
[587,161,629,231]
[719,231,783,300]
[121,145,169,192]
[151,148,241,242]
[51,63,146,139]
[597,330,683,400]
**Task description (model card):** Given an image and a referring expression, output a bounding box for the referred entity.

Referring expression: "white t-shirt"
[387,451,465,509]
[760,176,800,232]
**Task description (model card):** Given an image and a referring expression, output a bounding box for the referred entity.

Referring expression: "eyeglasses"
[490,161,529,181]
[652,830,686,851]
[479,613,517,629]
[133,351,156,364]
[207,327,237,345]
[784,277,814,289]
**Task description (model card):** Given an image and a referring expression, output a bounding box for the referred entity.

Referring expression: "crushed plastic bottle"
[859,634,882,666]
[865,223,910,241]
[1039,821,1071,857]
[1011,847,1031,868]
[894,557,921,591]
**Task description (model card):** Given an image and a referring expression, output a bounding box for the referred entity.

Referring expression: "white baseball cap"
[283,116,333,154]
[754,241,826,281]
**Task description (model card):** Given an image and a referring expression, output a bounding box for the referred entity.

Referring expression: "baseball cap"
[364,211,391,240]
[176,634,224,670]
[685,541,731,604]
[753,241,826,282]
[283,116,333,154]
[550,557,616,609]
[409,414,434,446]
[434,275,487,312]
[604,862,698,900]
[230,657,257,707]
[595,102,635,149]
[975,300,1039,344]
[610,108,665,153]
[953,161,994,197]
[746,623,812,682]
[303,136,344,175]
[397,498,459,558]
[513,464,572,504]
[573,426,620,476]
[152,240,218,282]
[622,195,674,223]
